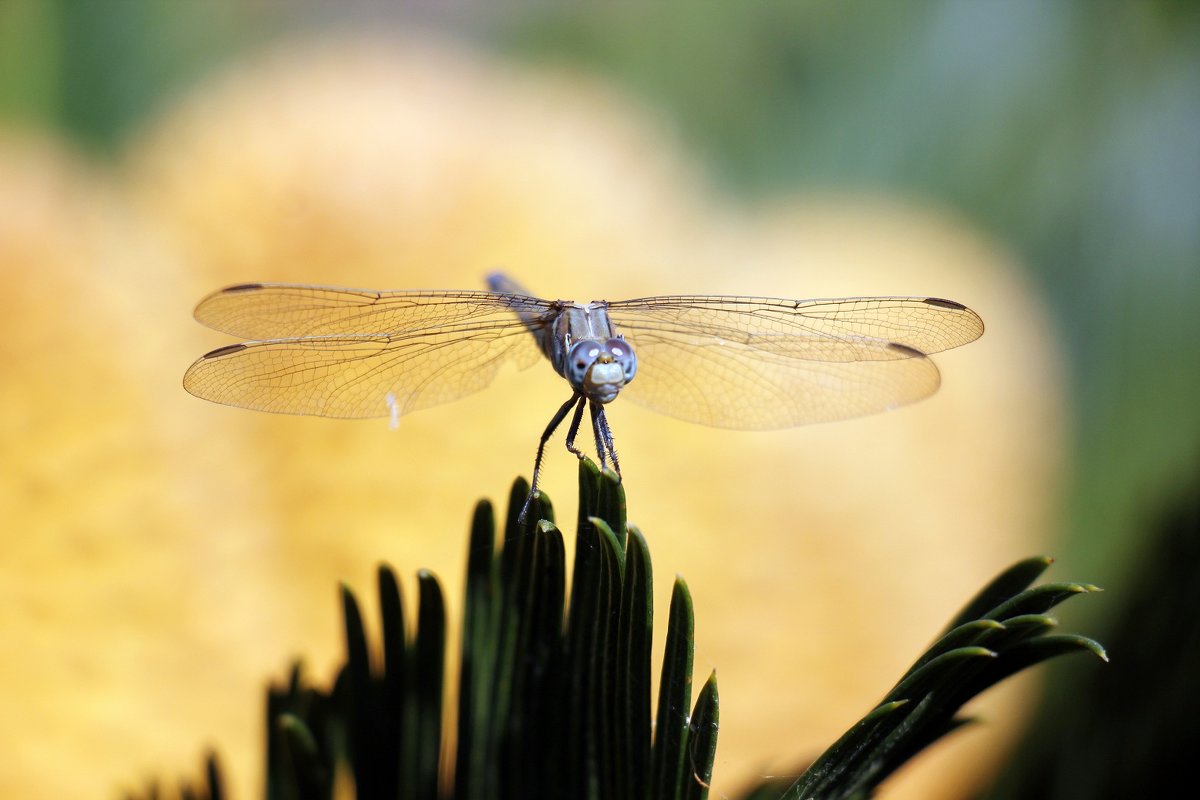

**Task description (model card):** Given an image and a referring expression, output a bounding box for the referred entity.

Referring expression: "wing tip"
[200,343,249,359]
[222,282,266,294]
[194,283,265,320]
[887,342,928,359]
[923,296,967,311]
[923,296,986,344]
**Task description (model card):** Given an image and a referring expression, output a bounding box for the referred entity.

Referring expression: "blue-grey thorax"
[487,273,638,404]
[539,303,638,404]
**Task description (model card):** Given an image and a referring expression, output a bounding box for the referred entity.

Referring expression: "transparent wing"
[605,295,983,429]
[193,282,559,338]
[184,284,556,418]
[606,295,984,356]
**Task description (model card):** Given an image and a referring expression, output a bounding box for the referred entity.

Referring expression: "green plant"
[735,556,1105,800]
[984,469,1200,800]
[126,460,1103,799]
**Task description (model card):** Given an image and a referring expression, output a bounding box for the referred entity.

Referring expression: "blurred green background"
[2,0,1196,795]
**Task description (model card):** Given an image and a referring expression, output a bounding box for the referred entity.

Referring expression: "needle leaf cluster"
[124,461,1102,800]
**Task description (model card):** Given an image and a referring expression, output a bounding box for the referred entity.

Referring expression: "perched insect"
[184,273,984,519]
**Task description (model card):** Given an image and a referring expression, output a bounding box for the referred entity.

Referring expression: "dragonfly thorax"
[564,337,637,404]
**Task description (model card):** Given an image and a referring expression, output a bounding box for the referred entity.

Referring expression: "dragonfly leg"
[588,401,610,472]
[592,402,622,479]
[521,393,583,524]
[562,395,588,459]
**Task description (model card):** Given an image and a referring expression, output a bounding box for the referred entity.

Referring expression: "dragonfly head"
[566,337,637,404]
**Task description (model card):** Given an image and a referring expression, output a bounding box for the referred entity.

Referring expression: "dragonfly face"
[562,336,638,403]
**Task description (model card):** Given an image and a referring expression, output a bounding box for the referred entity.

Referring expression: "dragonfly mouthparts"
[584,361,626,403]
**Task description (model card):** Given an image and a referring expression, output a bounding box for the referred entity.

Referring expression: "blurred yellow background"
[1,3,1196,799]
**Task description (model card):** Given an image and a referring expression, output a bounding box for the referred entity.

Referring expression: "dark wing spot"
[924,297,967,311]
[887,342,927,358]
[222,283,264,293]
[202,343,249,359]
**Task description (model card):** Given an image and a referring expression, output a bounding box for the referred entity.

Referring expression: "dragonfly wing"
[194,283,558,339]
[605,295,981,429]
[607,295,983,358]
[183,325,546,419]
[613,330,941,429]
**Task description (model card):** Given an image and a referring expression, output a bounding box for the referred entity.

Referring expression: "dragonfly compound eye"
[606,338,637,384]
[566,339,603,387]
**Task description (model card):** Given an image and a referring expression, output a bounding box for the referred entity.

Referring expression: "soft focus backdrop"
[1,2,1196,799]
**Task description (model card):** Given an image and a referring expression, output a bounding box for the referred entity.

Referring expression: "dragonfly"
[184,273,984,520]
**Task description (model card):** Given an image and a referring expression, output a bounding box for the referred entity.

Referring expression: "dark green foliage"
[268,665,339,799]
[129,459,717,800]
[127,461,1103,800]
[123,751,226,800]
[337,565,445,799]
[455,461,719,800]
[733,557,1106,800]
[986,471,1200,799]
